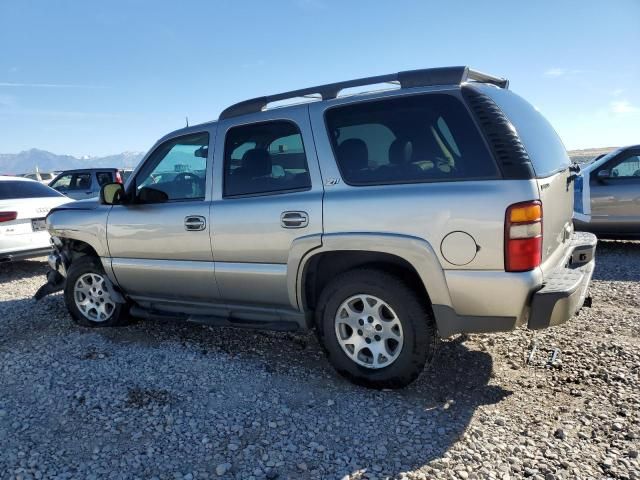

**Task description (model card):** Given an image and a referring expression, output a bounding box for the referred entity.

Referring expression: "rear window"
[480,87,571,178]
[325,93,498,185]
[0,181,64,200]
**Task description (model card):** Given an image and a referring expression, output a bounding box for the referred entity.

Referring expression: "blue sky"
[0,0,638,156]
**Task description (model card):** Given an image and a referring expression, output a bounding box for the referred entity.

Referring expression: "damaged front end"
[33,237,70,301]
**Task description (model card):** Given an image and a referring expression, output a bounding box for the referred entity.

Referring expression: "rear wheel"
[316,268,437,389]
[64,256,130,327]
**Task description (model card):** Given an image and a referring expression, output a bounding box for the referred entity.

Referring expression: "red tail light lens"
[115,171,123,184]
[505,201,542,272]
[0,211,18,223]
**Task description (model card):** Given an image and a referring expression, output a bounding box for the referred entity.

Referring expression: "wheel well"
[302,251,430,311]
[64,239,100,261]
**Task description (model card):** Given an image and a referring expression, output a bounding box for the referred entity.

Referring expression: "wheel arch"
[291,233,454,328]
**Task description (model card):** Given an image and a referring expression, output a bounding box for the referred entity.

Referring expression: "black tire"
[64,256,130,327]
[316,268,438,389]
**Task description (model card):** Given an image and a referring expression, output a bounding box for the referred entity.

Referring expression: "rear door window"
[223,121,312,197]
[325,93,498,185]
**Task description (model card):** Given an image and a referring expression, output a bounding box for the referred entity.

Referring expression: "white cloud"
[544,68,566,77]
[544,68,584,78]
[610,100,639,114]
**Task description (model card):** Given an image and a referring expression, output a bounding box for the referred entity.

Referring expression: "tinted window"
[325,94,498,185]
[50,173,92,191]
[610,154,640,178]
[224,121,312,197]
[0,181,64,200]
[135,132,209,202]
[480,87,571,177]
[96,172,113,186]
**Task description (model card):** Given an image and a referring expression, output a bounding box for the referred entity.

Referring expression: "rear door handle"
[281,211,309,229]
[184,215,206,231]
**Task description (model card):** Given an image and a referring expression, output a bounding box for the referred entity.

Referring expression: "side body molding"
[288,232,454,322]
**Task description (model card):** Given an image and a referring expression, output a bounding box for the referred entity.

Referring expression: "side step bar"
[129,306,301,332]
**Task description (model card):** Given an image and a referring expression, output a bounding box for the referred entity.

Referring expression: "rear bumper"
[528,231,596,329]
[435,231,597,337]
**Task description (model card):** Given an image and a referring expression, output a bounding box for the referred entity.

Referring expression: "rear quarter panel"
[308,88,540,271]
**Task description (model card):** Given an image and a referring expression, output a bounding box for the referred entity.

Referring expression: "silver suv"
[36,66,596,388]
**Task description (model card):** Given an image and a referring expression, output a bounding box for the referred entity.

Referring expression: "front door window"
[134,133,209,203]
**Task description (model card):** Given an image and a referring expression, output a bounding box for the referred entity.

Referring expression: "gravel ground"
[0,241,638,480]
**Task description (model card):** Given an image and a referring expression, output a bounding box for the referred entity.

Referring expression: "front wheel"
[316,268,438,389]
[64,256,130,327]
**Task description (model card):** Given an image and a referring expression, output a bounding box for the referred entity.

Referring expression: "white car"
[0,176,72,262]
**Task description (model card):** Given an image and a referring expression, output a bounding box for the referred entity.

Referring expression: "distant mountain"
[568,147,617,164]
[0,149,145,175]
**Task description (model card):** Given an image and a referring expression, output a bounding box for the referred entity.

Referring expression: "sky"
[0,0,639,157]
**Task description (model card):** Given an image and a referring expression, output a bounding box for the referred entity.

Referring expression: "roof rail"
[219,66,508,120]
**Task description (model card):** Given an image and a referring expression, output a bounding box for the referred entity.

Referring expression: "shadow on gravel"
[0,258,47,283]
[0,292,510,477]
[95,320,510,475]
[593,240,640,282]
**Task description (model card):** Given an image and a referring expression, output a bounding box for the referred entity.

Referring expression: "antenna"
[185,116,189,127]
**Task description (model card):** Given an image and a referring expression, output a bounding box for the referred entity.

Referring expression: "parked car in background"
[37,66,596,388]
[574,144,640,238]
[0,176,71,262]
[20,171,58,185]
[49,168,131,200]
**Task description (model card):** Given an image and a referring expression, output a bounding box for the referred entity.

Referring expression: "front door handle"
[281,211,309,229]
[184,215,206,231]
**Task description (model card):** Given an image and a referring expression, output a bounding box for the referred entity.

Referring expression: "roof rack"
[219,66,508,120]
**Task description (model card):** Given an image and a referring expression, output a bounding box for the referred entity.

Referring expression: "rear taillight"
[115,171,123,184]
[505,201,542,272]
[0,211,18,223]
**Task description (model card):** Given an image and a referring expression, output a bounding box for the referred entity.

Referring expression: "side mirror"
[138,186,169,204]
[596,169,610,182]
[100,182,125,205]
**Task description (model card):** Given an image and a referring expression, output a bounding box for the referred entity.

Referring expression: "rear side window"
[481,87,571,177]
[0,181,64,199]
[96,172,113,186]
[224,121,312,197]
[325,93,498,185]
